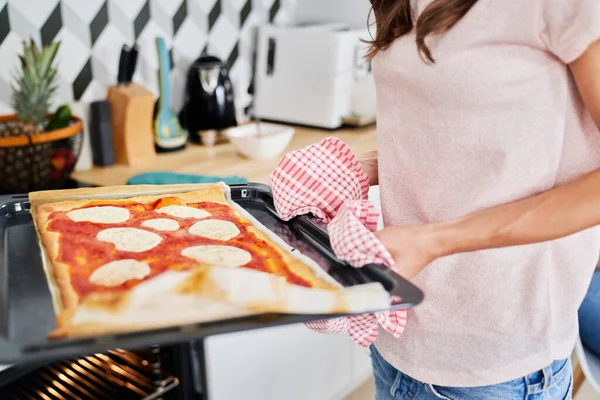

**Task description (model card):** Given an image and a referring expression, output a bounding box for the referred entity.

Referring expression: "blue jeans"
[370,345,573,400]
[579,270,600,357]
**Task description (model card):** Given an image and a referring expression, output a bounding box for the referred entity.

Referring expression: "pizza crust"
[61,267,390,338]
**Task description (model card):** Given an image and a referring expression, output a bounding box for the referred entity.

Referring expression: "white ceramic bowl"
[225,122,295,160]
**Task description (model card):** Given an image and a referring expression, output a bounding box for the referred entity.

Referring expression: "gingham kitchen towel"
[304,201,407,347]
[269,137,370,224]
[269,138,407,347]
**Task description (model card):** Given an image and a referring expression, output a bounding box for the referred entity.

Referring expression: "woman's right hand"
[359,151,379,186]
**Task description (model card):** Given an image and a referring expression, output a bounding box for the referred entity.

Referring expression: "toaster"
[253,24,376,129]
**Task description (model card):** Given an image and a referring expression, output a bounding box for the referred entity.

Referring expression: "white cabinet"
[205,324,372,400]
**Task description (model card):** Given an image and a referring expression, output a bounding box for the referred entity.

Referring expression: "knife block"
[106,83,156,166]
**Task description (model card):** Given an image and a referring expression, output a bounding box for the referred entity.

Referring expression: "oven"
[0,341,208,400]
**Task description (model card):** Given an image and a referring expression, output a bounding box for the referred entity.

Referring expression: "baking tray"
[0,183,423,364]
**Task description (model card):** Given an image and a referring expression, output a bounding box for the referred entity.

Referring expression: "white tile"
[80,79,108,103]
[206,16,238,61]
[60,0,104,23]
[136,58,159,97]
[91,51,115,88]
[91,24,128,83]
[109,0,146,20]
[51,77,75,110]
[149,0,174,37]
[0,76,11,108]
[0,32,25,82]
[151,0,182,17]
[135,20,169,71]
[107,0,135,42]
[188,0,209,34]
[189,0,218,14]
[7,3,40,44]
[226,0,247,11]
[0,101,11,115]
[173,18,206,60]
[55,28,91,82]
[7,0,58,28]
[61,1,92,48]
[170,68,186,113]
[222,0,241,28]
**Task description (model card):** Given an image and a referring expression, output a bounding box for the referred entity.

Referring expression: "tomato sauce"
[48,199,312,297]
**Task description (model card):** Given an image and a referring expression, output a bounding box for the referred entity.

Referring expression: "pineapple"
[0,39,61,193]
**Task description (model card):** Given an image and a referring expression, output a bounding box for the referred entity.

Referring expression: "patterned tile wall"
[0,0,290,121]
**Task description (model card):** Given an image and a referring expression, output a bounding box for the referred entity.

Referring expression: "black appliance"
[179,56,237,144]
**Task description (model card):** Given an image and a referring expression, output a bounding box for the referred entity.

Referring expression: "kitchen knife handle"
[117,45,130,84]
[126,44,139,83]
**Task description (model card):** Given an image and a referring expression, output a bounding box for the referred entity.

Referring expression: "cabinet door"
[205,324,370,400]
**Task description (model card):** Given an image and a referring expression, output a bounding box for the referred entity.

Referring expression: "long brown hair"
[366,0,478,63]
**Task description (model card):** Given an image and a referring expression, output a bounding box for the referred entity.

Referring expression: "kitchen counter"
[71,125,377,187]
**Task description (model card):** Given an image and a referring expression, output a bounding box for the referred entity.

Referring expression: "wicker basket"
[0,114,83,195]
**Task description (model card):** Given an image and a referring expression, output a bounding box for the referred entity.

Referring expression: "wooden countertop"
[71,126,377,187]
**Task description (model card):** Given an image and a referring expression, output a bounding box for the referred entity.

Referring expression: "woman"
[360,0,600,398]
[580,268,600,358]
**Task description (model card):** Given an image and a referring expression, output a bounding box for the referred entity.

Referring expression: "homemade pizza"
[30,183,389,339]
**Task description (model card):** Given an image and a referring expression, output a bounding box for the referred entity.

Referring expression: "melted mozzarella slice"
[141,218,179,232]
[189,220,240,241]
[182,245,252,268]
[89,260,151,287]
[97,228,162,252]
[157,205,210,219]
[67,206,130,224]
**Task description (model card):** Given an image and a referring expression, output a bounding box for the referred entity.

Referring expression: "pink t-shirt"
[374,0,600,387]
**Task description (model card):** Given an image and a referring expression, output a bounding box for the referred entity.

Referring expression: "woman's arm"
[377,40,600,279]
[359,151,379,186]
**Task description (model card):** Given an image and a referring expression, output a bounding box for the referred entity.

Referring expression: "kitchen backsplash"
[0,0,290,121]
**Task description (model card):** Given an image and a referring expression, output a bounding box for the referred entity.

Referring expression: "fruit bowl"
[225,122,295,160]
[0,114,83,194]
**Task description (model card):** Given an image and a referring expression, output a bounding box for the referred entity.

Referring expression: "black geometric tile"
[208,0,221,31]
[240,0,251,28]
[41,3,63,46]
[73,58,92,100]
[134,0,150,39]
[227,41,239,70]
[173,0,187,37]
[201,44,208,56]
[269,0,280,23]
[0,5,9,47]
[169,48,175,68]
[90,1,108,46]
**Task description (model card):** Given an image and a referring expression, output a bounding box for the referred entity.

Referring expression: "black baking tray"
[0,183,423,364]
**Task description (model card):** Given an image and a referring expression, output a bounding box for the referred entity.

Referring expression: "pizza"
[30,183,390,339]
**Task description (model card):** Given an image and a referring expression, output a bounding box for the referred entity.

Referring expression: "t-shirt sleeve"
[539,0,600,63]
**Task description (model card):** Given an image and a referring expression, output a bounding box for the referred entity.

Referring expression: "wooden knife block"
[106,83,156,166]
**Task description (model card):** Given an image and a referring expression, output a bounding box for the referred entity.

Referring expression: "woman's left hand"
[374,225,445,279]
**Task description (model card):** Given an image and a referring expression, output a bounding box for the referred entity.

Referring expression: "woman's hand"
[359,151,379,186]
[375,225,445,279]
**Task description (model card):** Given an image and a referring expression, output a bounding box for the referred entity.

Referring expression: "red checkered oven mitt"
[269,138,407,348]
[304,201,407,347]
[269,137,370,223]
